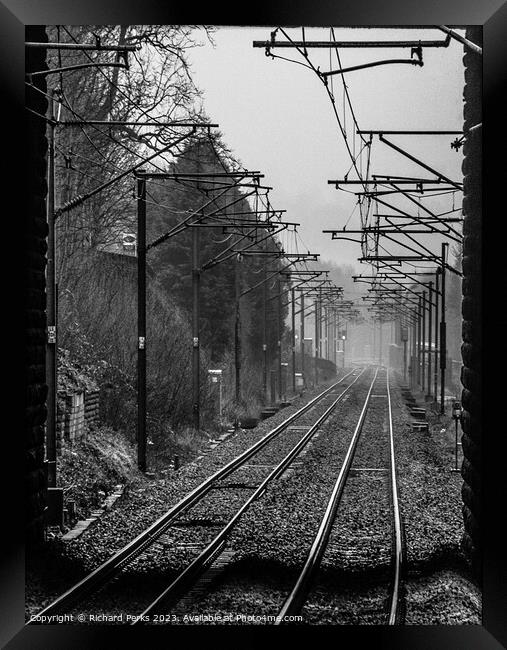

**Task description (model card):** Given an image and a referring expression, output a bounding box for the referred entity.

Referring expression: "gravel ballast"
[26,367,480,626]
[27,372,352,619]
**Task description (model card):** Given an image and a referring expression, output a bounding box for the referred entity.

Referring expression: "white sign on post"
[208,370,223,422]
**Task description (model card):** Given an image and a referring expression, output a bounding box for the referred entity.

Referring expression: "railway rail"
[131,366,371,623]
[144,366,405,625]
[276,366,405,625]
[30,366,368,623]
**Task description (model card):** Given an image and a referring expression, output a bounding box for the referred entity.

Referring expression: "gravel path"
[404,569,481,624]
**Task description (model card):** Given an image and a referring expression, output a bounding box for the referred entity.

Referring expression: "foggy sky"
[188,27,465,272]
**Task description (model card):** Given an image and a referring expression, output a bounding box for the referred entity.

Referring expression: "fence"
[56,390,100,454]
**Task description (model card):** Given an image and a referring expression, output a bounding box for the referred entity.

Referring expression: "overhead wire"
[48,84,252,227]
[57,27,219,177]
[41,27,296,304]
[61,26,187,127]
[277,27,370,194]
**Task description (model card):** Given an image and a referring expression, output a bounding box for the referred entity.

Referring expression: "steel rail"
[133,368,371,623]
[386,369,405,624]
[275,367,380,621]
[29,369,358,622]
[275,367,405,624]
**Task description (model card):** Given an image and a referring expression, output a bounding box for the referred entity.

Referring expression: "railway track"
[152,366,404,625]
[142,366,405,626]
[276,366,405,625]
[131,366,372,624]
[29,366,369,623]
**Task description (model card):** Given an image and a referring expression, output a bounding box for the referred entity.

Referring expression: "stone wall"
[460,27,482,581]
[56,390,101,452]
[84,390,100,428]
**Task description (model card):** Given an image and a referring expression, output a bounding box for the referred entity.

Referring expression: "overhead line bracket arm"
[378,134,463,190]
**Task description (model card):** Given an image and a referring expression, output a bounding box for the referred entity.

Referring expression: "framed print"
[4,1,506,648]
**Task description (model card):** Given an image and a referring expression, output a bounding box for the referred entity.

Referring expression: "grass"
[147,424,210,472]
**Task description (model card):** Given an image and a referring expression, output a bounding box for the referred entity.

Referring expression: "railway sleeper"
[170,548,238,613]
[211,482,259,490]
[349,467,388,477]
[172,518,229,528]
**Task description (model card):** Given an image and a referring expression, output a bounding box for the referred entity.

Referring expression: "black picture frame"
[5,1,506,648]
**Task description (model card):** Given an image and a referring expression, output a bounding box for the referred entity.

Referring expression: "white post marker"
[208,370,223,425]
